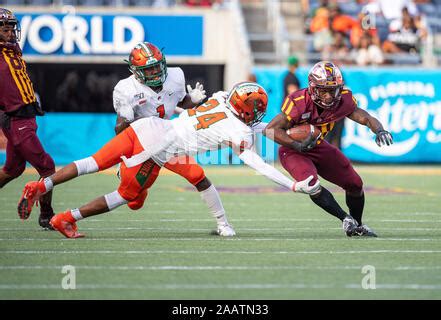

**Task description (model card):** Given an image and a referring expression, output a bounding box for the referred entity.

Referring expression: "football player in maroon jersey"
[0,8,56,229]
[264,61,393,237]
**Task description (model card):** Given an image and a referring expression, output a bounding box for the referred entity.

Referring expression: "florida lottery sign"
[341,69,441,163]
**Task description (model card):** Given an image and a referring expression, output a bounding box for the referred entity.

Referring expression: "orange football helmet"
[226,82,268,126]
[126,42,167,87]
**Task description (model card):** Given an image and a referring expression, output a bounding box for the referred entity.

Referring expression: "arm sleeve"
[238,149,295,190]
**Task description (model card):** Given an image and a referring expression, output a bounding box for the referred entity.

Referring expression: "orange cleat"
[17,181,46,220]
[50,211,85,239]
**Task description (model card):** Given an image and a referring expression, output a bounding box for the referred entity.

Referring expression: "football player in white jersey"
[19,82,320,239]
[111,42,235,237]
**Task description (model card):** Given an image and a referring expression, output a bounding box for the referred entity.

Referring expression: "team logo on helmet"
[227,82,268,126]
[0,8,21,43]
[125,42,167,87]
[308,61,344,109]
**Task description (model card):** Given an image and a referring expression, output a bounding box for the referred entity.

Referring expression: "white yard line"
[1,249,441,254]
[0,283,440,290]
[1,265,441,271]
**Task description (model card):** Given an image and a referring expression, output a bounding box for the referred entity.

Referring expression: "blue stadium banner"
[341,69,441,163]
[254,67,441,163]
[15,13,203,56]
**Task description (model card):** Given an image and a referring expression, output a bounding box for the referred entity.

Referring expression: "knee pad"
[127,189,148,210]
[185,164,206,186]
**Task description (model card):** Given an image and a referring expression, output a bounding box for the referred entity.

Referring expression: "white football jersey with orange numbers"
[130,92,255,165]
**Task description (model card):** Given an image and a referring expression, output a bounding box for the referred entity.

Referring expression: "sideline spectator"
[382,8,425,54]
[282,55,300,99]
[322,31,352,65]
[352,32,384,65]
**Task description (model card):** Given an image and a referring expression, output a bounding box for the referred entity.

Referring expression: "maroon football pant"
[2,117,55,178]
[279,140,363,194]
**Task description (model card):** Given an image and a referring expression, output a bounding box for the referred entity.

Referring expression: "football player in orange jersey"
[264,61,393,237]
[0,8,56,230]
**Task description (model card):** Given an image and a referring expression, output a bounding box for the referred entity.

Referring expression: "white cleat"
[342,216,358,237]
[215,223,236,237]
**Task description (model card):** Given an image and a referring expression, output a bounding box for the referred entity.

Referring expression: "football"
[286,124,321,142]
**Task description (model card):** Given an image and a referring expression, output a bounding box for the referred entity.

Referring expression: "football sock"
[74,157,99,176]
[104,190,128,211]
[70,208,83,221]
[199,184,229,225]
[345,192,365,225]
[310,187,348,221]
[43,177,53,193]
[39,190,54,217]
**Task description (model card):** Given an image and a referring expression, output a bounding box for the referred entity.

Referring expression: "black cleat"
[39,214,55,231]
[354,224,378,237]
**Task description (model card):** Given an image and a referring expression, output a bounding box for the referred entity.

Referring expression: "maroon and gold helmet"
[126,42,167,87]
[227,82,268,126]
[308,61,344,109]
[0,8,21,44]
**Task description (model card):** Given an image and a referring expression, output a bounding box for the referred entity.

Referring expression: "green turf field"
[0,165,440,299]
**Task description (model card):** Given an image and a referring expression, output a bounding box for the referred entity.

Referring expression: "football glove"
[291,132,321,152]
[375,130,393,146]
[187,82,206,104]
[293,175,321,195]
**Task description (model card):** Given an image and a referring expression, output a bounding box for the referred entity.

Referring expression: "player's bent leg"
[18,127,142,219]
[280,145,357,236]
[118,159,160,211]
[1,140,26,188]
[164,156,206,188]
[127,189,148,210]
[50,191,128,238]
[164,157,235,236]
[0,169,18,188]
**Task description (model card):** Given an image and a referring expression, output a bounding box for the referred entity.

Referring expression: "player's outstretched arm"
[178,82,207,110]
[232,144,320,194]
[348,107,393,146]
